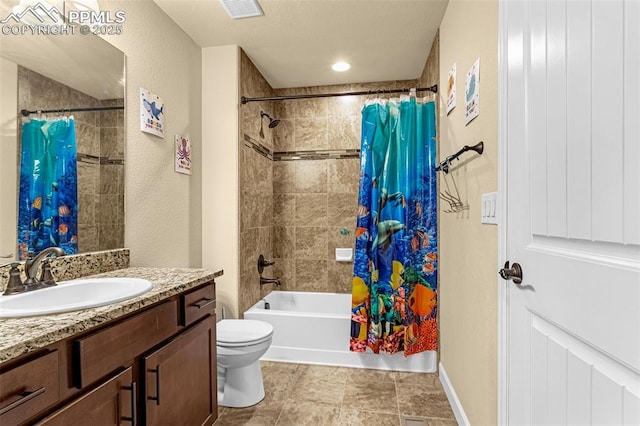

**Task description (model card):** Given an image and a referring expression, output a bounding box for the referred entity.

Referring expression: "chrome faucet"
[259,277,281,287]
[24,247,65,289]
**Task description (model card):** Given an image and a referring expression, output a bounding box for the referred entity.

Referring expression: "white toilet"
[216,319,274,408]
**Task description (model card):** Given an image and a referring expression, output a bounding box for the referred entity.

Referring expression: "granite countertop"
[0,267,223,364]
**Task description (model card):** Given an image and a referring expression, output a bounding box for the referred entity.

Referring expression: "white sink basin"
[0,278,153,318]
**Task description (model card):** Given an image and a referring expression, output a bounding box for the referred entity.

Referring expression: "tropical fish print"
[351,98,438,356]
[18,117,79,259]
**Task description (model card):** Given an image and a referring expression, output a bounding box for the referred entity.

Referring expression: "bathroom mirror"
[0,4,126,261]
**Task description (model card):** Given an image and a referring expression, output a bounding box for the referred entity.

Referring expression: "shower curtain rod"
[241,85,438,104]
[21,106,124,117]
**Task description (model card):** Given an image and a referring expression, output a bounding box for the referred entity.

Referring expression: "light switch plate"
[481,192,498,225]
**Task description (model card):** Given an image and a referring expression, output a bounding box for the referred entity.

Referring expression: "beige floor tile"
[261,361,301,375]
[276,400,340,426]
[290,374,346,405]
[296,364,350,380]
[261,369,299,405]
[426,418,458,426]
[338,409,401,425]
[395,372,440,387]
[342,377,399,414]
[396,384,455,419]
[214,403,282,426]
[347,368,396,384]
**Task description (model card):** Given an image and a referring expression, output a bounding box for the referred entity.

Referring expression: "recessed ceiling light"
[332,62,351,72]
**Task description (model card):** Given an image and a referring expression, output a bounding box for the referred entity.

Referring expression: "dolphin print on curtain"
[17,117,78,260]
[351,96,437,356]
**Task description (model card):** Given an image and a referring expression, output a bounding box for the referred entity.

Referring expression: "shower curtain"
[17,117,78,260]
[351,96,437,356]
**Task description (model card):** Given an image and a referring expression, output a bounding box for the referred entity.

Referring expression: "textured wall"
[101,0,202,268]
[438,0,499,424]
[0,59,18,259]
[201,45,239,319]
[15,67,124,254]
[238,50,275,315]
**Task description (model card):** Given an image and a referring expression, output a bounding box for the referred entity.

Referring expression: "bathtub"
[244,291,437,373]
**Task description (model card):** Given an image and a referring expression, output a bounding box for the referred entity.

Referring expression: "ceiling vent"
[218,0,264,19]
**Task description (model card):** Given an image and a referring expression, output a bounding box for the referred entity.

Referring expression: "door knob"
[499,261,523,284]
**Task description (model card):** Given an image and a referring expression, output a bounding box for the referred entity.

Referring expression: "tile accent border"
[244,133,361,162]
[77,153,125,165]
[439,361,471,426]
[274,149,360,161]
[244,134,273,160]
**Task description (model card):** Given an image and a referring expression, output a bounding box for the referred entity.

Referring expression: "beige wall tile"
[327,95,364,117]
[273,227,295,258]
[295,193,328,227]
[294,160,327,193]
[78,193,96,226]
[294,98,328,118]
[273,193,295,226]
[272,257,294,291]
[273,161,296,193]
[327,193,358,228]
[328,116,361,150]
[294,259,328,291]
[295,227,328,259]
[295,117,328,150]
[273,118,295,152]
[328,159,360,193]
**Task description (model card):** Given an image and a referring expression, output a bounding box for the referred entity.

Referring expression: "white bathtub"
[244,291,437,373]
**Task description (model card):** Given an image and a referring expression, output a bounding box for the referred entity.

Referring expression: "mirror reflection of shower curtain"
[17,117,78,260]
[351,97,438,356]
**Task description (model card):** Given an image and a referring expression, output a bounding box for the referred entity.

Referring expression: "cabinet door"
[144,316,216,426]
[37,367,136,426]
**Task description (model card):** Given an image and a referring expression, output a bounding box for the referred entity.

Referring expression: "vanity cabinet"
[36,367,135,426]
[144,316,216,426]
[0,280,217,426]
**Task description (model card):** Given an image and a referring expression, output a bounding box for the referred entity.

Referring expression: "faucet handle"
[3,263,25,295]
[38,260,57,287]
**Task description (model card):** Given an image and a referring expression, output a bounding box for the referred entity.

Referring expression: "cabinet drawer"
[181,282,215,327]
[0,350,60,425]
[73,300,178,388]
[36,367,135,426]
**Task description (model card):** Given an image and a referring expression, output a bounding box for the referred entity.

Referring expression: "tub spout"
[260,277,281,287]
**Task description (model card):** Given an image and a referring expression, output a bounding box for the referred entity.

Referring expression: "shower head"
[260,111,280,129]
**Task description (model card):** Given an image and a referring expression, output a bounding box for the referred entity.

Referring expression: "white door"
[502,0,640,424]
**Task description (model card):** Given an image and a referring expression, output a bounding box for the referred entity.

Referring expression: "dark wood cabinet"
[36,367,135,426]
[143,316,217,426]
[0,280,217,426]
[0,350,60,425]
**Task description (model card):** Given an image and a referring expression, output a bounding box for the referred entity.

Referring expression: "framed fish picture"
[175,135,192,175]
[140,88,165,138]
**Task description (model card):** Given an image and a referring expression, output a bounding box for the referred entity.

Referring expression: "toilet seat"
[217,319,273,348]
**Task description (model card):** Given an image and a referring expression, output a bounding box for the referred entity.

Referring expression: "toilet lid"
[217,319,273,345]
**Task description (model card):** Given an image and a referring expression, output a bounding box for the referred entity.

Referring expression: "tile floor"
[213,361,458,426]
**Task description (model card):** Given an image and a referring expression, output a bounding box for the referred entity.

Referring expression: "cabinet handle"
[147,365,160,406]
[0,387,45,415]
[122,381,137,425]
[191,297,215,309]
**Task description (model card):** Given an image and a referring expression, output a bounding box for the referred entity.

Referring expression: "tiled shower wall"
[17,67,124,253]
[270,32,440,294]
[237,31,439,306]
[238,50,276,315]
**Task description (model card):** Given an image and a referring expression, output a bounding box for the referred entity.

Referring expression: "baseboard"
[439,362,471,426]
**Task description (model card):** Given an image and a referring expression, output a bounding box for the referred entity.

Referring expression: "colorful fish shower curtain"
[351,97,437,356]
[17,117,78,260]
